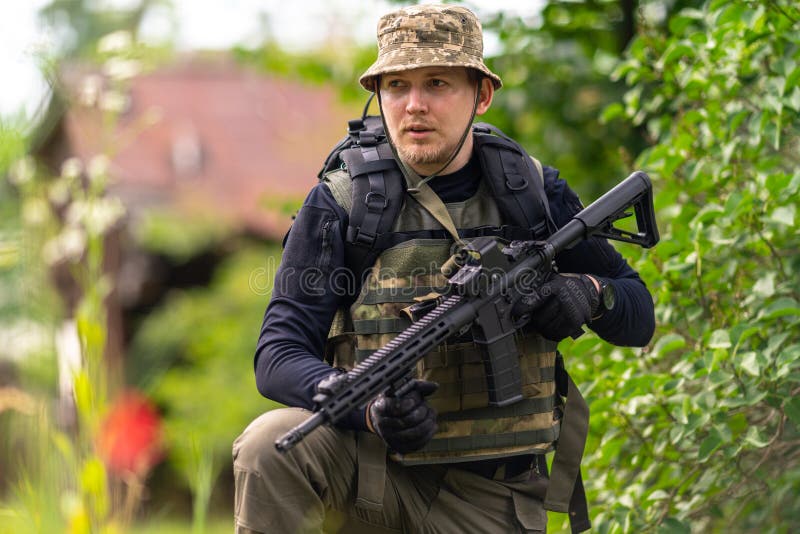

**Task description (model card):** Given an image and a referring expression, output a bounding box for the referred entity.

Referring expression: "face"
[378,66,493,176]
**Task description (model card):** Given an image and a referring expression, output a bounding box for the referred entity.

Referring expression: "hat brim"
[359,47,502,92]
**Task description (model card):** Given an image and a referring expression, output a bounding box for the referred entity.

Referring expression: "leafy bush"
[572,1,800,531]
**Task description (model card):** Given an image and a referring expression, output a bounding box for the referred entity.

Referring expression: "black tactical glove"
[368,379,439,454]
[514,273,600,342]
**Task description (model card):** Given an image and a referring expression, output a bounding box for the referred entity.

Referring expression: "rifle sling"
[544,357,591,533]
[406,179,464,247]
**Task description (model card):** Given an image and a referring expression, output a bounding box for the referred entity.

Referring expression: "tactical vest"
[320,120,564,464]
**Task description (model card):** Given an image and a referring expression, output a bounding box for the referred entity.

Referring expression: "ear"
[475,77,494,115]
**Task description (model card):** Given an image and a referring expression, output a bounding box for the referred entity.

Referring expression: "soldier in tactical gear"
[233,4,655,533]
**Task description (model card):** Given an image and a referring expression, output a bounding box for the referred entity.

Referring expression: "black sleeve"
[254,183,368,431]
[544,166,655,347]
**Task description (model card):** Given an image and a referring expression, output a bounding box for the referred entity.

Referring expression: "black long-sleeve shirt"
[254,161,655,431]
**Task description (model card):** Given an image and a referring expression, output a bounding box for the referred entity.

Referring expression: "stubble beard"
[396,137,459,173]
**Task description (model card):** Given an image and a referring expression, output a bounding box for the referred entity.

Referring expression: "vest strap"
[361,285,451,305]
[353,317,412,335]
[429,367,556,398]
[422,345,483,368]
[438,396,556,421]
[544,356,590,516]
[368,224,545,251]
[348,158,398,177]
[421,426,559,454]
[407,180,464,245]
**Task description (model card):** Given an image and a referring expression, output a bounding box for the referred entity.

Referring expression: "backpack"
[318,114,558,279]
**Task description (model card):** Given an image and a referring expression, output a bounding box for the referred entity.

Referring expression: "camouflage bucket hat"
[359,4,502,92]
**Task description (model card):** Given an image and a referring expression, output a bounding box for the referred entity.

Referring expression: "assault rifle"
[276,171,659,453]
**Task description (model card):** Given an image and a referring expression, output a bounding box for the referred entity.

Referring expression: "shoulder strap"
[339,122,406,279]
[472,123,556,238]
[317,115,386,180]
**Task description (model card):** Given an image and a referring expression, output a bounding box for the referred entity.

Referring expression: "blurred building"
[30,55,362,391]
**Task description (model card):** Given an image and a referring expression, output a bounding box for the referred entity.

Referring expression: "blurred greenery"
[133,209,235,264]
[39,0,172,60]
[128,243,280,501]
[2,0,799,532]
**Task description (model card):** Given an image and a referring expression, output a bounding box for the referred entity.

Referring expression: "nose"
[405,85,428,114]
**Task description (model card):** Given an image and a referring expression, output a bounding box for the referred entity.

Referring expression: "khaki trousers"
[233,408,548,534]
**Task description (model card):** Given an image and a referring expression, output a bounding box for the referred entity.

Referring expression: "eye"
[385,78,405,89]
[430,79,447,87]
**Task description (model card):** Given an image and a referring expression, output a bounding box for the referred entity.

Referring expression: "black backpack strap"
[473,123,556,239]
[317,114,387,180]
[340,126,405,279]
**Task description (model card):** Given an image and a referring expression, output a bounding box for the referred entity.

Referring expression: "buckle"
[505,174,528,191]
[358,131,379,146]
[365,191,388,212]
[348,119,365,136]
[351,227,376,247]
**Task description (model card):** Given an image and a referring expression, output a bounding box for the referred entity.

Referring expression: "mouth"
[404,124,434,139]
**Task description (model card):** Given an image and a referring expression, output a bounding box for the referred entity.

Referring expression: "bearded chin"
[398,143,455,169]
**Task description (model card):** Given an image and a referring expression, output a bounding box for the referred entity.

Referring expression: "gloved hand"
[514,273,600,342]
[367,379,439,454]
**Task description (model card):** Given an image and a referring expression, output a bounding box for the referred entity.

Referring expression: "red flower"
[97,390,163,476]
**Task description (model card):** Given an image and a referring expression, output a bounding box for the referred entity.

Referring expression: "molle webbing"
[360,285,451,305]
[353,317,411,335]
[421,427,559,455]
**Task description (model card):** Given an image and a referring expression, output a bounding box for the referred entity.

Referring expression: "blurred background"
[1,1,798,533]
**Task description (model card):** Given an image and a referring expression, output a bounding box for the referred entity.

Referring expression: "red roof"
[60,57,362,239]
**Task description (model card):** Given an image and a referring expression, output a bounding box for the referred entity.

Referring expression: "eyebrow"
[384,70,456,81]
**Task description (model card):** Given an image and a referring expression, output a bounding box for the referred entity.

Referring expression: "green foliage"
[0,120,32,320]
[39,0,171,60]
[478,0,657,198]
[0,27,177,533]
[577,1,800,531]
[128,244,281,502]
[133,208,235,263]
[232,41,379,103]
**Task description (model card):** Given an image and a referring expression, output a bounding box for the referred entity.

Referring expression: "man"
[234,4,654,533]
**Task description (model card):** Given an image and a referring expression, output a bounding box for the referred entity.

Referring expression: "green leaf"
[744,427,770,448]
[658,42,695,68]
[708,329,731,349]
[653,333,686,355]
[657,517,691,534]
[786,87,800,112]
[785,397,800,427]
[731,324,761,347]
[648,489,670,501]
[769,205,795,226]
[669,12,702,34]
[698,430,724,462]
[760,298,800,320]
[739,352,760,376]
[601,102,625,123]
